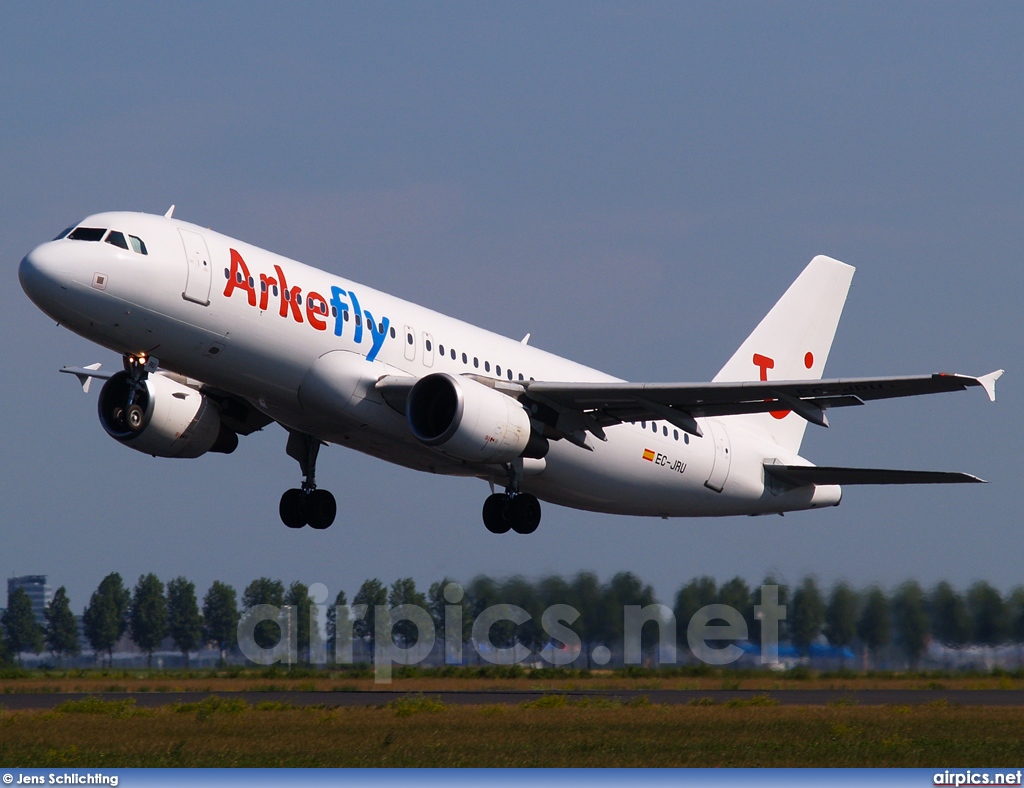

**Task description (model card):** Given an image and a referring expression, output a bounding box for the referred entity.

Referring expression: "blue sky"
[2,3,1021,610]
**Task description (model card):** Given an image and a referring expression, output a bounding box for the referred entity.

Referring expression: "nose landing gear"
[109,354,156,432]
[482,461,542,535]
[280,431,337,530]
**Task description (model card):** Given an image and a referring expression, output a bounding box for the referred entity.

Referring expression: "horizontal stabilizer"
[763,464,986,486]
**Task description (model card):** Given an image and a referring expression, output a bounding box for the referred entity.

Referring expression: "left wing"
[376,369,1002,443]
[522,370,1003,438]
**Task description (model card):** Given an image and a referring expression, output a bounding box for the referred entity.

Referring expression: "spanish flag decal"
[642,448,656,462]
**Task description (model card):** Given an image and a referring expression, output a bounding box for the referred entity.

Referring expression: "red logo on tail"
[753,353,790,420]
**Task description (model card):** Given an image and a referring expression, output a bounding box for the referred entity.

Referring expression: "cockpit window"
[129,235,148,255]
[53,226,75,241]
[68,227,107,242]
[105,231,129,250]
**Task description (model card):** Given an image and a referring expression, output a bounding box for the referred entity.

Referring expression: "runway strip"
[4,688,1024,709]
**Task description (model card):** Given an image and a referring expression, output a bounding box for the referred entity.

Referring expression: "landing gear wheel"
[126,404,145,431]
[281,431,338,531]
[279,488,307,529]
[508,493,541,535]
[483,493,512,534]
[305,489,337,530]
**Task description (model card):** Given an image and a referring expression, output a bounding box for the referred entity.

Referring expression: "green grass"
[4,665,1024,697]
[2,697,1024,767]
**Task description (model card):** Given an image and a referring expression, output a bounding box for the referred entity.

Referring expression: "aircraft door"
[404,325,416,361]
[703,419,732,493]
[422,331,435,368]
[180,229,212,306]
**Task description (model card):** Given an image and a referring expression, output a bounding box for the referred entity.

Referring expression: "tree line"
[675,575,1024,669]
[3,571,1024,669]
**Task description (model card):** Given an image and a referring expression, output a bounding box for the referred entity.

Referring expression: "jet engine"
[407,373,546,464]
[97,371,237,458]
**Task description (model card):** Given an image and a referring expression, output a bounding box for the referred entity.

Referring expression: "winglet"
[164,204,176,219]
[978,369,1003,402]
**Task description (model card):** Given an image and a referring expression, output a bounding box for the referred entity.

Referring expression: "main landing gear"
[482,462,542,535]
[280,431,336,530]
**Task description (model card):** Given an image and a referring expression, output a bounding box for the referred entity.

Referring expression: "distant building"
[7,575,52,627]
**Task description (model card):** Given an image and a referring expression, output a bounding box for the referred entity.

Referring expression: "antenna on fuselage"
[164,205,176,219]
[521,333,531,345]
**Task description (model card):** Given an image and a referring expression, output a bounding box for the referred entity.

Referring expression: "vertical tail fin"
[713,255,855,454]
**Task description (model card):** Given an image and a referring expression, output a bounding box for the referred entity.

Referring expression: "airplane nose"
[19,242,70,311]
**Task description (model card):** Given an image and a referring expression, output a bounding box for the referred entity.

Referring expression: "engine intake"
[98,371,236,458]
[407,373,543,464]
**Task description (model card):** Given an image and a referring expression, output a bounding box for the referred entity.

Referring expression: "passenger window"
[343,311,349,322]
[439,344,445,356]
[426,340,432,352]
[684,434,690,444]
[673,430,679,441]
[390,326,397,339]
[128,235,148,255]
[407,332,414,345]
[462,353,468,364]
[484,361,490,372]
[507,369,513,380]
[474,357,479,368]
[641,421,646,429]
[105,231,129,250]
[518,373,524,381]
[68,227,106,242]
[651,423,657,433]
[496,365,502,377]
[663,426,668,436]
[451,348,456,360]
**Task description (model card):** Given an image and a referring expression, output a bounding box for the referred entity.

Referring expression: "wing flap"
[763,464,986,486]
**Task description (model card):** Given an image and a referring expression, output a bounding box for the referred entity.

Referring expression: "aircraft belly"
[522,420,776,517]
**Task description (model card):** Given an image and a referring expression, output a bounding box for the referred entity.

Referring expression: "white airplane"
[19,208,1002,534]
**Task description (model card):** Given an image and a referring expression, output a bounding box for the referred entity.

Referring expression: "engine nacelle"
[407,373,539,464]
[97,371,236,458]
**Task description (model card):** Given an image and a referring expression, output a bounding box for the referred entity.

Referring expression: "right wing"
[60,363,113,393]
